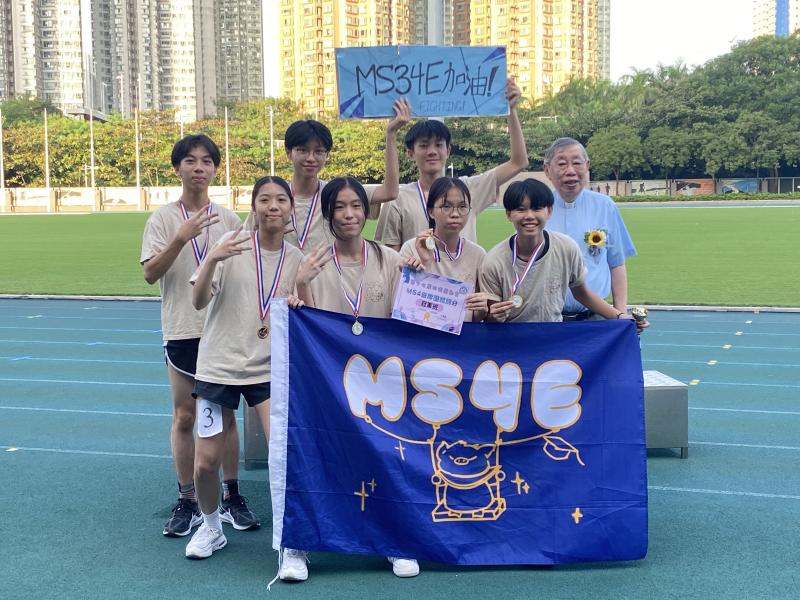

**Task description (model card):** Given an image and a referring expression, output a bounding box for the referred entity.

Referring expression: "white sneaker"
[279,548,309,581]
[387,557,420,578]
[185,523,227,559]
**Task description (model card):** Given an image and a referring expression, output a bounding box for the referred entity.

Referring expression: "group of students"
[140,80,646,583]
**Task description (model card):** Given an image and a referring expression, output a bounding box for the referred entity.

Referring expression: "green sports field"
[1,206,798,306]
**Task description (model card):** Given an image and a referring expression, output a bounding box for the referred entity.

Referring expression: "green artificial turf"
[1,206,798,306]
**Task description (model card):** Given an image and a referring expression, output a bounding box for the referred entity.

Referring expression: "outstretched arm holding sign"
[493,79,529,187]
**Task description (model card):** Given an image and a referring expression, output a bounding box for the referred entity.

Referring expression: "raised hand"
[506,78,521,109]
[296,244,333,286]
[209,226,251,262]
[413,229,435,268]
[388,99,411,134]
[177,207,221,244]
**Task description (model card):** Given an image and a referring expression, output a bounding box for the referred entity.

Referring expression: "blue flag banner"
[269,301,647,565]
[335,45,508,118]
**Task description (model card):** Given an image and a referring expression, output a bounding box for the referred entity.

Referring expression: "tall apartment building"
[91,0,263,122]
[753,0,800,36]
[470,0,599,99]
[278,0,411,115]
[0,0,86,111]
[596,0,610,80]
[276,0,604,114]
[409,0,470,45]
[0,1,262,121]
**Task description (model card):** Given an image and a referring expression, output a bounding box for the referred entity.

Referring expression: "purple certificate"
[391,267,473,335]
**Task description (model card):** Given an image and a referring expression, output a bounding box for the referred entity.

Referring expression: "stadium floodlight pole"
[427,0,445,175]
[269,105,275,176]
[87,55,96,189]
[44,108,50,189]
[224,106,231,192]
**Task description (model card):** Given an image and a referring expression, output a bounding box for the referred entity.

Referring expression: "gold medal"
[631,306,648,322]
[511,294,523,308]
[425,236,436,250]
[351,321,364,336]
[257,326,269,339]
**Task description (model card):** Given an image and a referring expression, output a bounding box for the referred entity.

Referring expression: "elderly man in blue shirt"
[543,137,637,320]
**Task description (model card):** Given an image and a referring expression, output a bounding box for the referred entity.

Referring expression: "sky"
[262,0,755,96]
[610,0,754,81]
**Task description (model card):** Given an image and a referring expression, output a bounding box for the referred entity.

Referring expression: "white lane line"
[0,377,168,388]
[0,355,161,365]
[649,486,800,501]
[0,406,246,421]
[651,330,800,337]
[692,441,800,451]
[645,343,800,351]
[644,359,800,368]
[0,406,171,417]
[3,315,160,322]
[691,407,800,416]
[0,326,161,333]
[0,446,172,459]
[694,381,800,389]
[0,339,153,347]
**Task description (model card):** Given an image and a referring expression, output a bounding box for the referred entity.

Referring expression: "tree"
[644,126,691,179]
[586,125,645,191]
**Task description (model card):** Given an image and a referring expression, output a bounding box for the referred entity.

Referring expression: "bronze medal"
[257,326,269,339]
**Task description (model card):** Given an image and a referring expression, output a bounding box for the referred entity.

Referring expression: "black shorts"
[192,380,271,410]
[164,338,200,378]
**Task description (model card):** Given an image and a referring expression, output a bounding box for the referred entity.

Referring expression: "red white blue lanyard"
[253,232,286,322]
[178,200,212,265]
[416,180,429,220]
[511,235,544,295]
[432,234,463,263]
[289,183,320,249]
[331,240,368,319]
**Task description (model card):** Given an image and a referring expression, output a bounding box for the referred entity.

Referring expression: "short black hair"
[503,179,554,211]
[171,134,221,168]
[284,119,333,151]
[426,177,471,229]
[251,175,294,210]
[404,120,452,150]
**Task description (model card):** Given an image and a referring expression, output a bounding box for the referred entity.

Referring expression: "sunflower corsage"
[584,228,607,256]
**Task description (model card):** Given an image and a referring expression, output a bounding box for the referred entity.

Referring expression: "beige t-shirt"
[376,169,499,247]
[479,231,586,323]
[399,237,486,322]
[192,233,303,385]
[309,243,402,318]
[140,201,242,340]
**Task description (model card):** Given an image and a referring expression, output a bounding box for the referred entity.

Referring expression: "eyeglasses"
[293,147,328,158]
[434,203,470,215]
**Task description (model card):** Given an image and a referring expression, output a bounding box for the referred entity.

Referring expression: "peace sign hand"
[296,244,333,286]
[209,226,251,262]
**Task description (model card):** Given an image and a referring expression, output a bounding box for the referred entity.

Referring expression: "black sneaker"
[163,498,202,537]
[220,494,261,531]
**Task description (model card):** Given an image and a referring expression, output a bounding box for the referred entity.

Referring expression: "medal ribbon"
[431,234,463,263]
[178,200,213,265]
[511,235,545,295]
[289,183,320,249]
[331,240,368,319]
[253,232,286,322]
[416,180,429,220]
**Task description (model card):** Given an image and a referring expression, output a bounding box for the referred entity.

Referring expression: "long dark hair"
[426,177,471,229]
[321,176,384,267]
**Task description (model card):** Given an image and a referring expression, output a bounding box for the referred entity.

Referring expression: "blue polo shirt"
[546,188,636,313]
